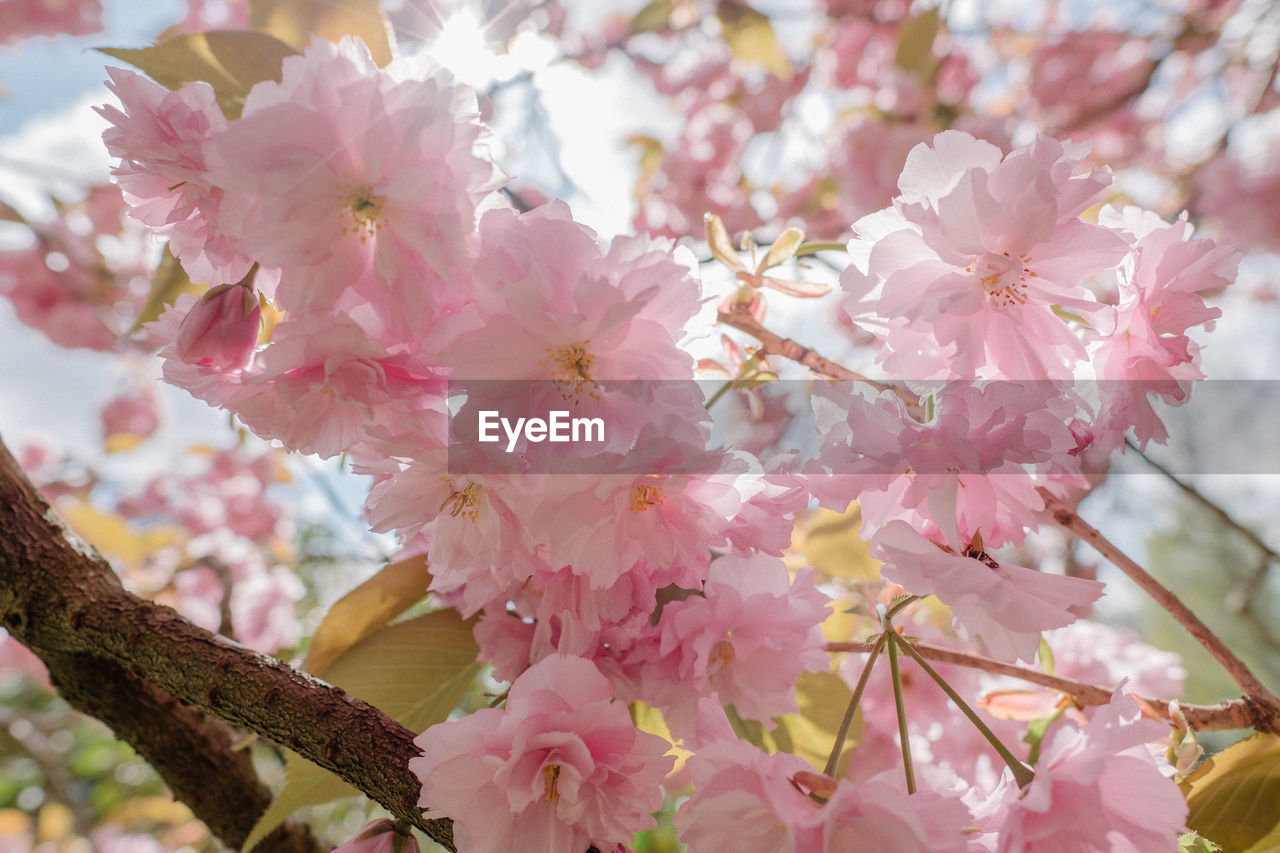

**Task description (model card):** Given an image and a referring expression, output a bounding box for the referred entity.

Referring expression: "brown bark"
[0,433,454,851]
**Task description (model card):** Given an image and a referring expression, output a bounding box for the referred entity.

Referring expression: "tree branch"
[0,434,453,850]
[1040,489,1280,733]
[716,304,887,389]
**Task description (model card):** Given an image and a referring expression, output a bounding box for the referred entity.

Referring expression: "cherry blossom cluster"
[86,25,1241,853]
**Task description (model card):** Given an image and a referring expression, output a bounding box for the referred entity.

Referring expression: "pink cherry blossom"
[0,0,102,45]
[842,131,1129,380]
[974,690,1186,852]
[871,520,1104,662]
[204,36,502,318]
[412,655,673,853]
[97,69,254,286]
[101,383,162,451]
[631,553,830,725]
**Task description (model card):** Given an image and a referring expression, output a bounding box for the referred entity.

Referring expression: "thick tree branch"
[0,434,453,850]
[43,650,321,853]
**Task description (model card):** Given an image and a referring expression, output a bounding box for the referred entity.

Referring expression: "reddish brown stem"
[1040,489,1280,733]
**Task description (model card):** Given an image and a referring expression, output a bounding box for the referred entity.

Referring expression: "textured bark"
[0,434,454,851]
[44,650,321,853]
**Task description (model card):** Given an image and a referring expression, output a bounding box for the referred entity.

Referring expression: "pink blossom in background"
[412,655,673,853]
[0,0,102,45]
[100,382,163,451]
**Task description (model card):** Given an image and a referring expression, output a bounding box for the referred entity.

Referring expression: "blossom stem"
[824,633,885,778]
[715,305,889,389]
[826,639,1258,731]
[884,622,917,794]
[794,241,849,257]
[1041,489,1280,731]
[704,380,734,410]
[891,633,1036,789]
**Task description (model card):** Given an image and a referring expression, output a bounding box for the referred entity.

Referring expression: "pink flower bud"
[175,283,261,370]
[332,820,419,853]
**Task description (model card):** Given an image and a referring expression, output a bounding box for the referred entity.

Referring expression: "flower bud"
[332,819,419,853]
[175,283,261,370]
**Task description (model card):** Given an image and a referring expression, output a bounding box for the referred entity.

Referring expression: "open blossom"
[675,699,970,853]
[871,520,1103,662]
[204,36,502,318]
[842,130,1129,379]
[811,380,1083,548]
[412,655,672,853]
[1088,206,1238,450]
[98,69,254,286]
[973,690,1186,852]
[626,553,831,726]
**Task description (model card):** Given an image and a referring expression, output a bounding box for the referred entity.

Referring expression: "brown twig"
[826,639,1255,731]
[716,305,882,386]
[0,434,455,851]
[1040,489,1280,733]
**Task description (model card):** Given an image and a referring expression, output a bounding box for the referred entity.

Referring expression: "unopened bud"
[175,283,261,370]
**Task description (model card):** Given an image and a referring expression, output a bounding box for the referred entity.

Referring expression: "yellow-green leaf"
[704,212,745,273]
[759,227,805,272]
[101,30,298,119]
[715,1,791,80]
[893,8,939,80]
[629,0,674,34]
[1184,733,1280,852]
[242,611,481,851]
[303,555,433,675]
[782,669,860,775]
[249,0,394,66]
[131,244,204,332]
[798,504,880,582]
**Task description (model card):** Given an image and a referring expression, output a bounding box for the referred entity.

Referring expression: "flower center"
[438,481,481,521]
[542,764,561,802]
[341,182,385,242]
[709,638,735,671]
[629,484,664,512]
[543,341,600,400]
[968,251,1035,308]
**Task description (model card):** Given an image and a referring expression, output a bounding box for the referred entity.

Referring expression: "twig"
[715,304,887,389]
[826,639,1256,731]
[1039,489,1280,733]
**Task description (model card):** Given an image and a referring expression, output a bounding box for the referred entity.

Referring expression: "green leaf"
[893,8,939,80]
[1181,832,1223,852]
[1022,706,1065,767]
[249,0,395,67]
[242,612,481,851]
[101,30,298,119]
[131,244,204,332]
[1184,733,1280,852]
[783,670,860,775]
[715,1,791,80]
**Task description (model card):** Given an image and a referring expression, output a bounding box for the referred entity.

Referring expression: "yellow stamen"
[543,764,561,802]
[629,484,664,512]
